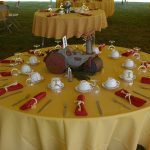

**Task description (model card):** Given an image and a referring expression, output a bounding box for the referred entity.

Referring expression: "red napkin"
[121,49,135,57]
[28,50,44,56]
[115,89,146,107]
[0,82,23,96]
[75,94,88,116]
[0,72,12,77]
[141,77,150,84]
[0,60,15,63]
[47,13,57,17]
[20,92,46,110]
[98,43,105,51]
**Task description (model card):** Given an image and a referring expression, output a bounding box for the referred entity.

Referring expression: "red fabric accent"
[121,50,135,57]
[75,94,88,116]
[143,61,150,68]
[141,77,150,84]
[115,89,146,107]
[47,13,57,17]
[0,83,23,96]
[20,92,46,110]
[98,43,105,51]
[0,60,15,63]
[0,72,12,77]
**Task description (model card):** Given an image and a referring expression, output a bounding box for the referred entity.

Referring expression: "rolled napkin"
[75,94,88,116]
[141,77,150,84]
[121,49,135,57]
[20,92,46,110]
[0,71,12,77]
[47,13,57,17]
[0,60,15,63]
[28,49,44,56]
[115,89,146,107]
[0,82,23,96]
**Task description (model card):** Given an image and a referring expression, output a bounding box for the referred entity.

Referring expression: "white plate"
[119,74,136,82]
[26,60,40,65]
[109,55,122,59]
[75,86,93,93]
[122,63,136,69]
[102,82,120,90]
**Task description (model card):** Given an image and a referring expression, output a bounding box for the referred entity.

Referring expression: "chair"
[0,5,12,33]
[7,1,20,30]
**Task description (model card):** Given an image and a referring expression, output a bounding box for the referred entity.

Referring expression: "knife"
[37,99,52,113]
[0,90,23,100]
[96,100,103,116]
[132,91,150,100]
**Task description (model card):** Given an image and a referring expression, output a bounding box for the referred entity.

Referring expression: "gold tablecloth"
[56,0,115,17]
[32,9,107,39]
[0,46,150,150]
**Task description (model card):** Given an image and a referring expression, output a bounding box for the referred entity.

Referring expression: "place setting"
[122,59,136,69]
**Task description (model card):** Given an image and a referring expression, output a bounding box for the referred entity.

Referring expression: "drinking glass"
[108,40,115,50]
[48,5,52,11]
[132,47,141,61]
[55,39,62,49]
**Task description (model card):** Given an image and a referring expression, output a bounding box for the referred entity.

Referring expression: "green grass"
[0,2,150,59]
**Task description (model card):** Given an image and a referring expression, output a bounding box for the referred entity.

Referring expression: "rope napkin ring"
[121,90,132,105]
[75,100,85,111]
[4,82,18,92]
[31,98,38,109]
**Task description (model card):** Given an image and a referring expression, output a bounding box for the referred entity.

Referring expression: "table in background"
[0,46,150,150]
[32,9,107,40]
[56,0,115,17]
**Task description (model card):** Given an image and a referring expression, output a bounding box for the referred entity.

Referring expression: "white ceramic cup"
[50,77,63,89]
[93,47,100,54]
[26,72,42,86]
[78,80,92,91]
[111,50,120,58]
[105,78,119,88]
[59,10,64,15]
[21,64,32,74]
[123,70,134,80]
[29,56,38,64]
[124,59,135,68]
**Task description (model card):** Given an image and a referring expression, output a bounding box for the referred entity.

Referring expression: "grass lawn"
[0,2,150,59]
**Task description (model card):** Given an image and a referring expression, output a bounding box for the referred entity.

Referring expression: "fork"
[63,102,67,117]
[12,94,30,106]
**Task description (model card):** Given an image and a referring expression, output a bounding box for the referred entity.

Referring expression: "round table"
[32,9,107,39]
[0,45,150,150]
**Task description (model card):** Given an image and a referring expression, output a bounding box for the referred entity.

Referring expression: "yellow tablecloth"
[0,45,150,150]
[32,9,107,39]
[56,0,115,17]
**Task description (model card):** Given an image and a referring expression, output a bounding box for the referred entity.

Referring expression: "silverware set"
[37,99,52,113]
[95,100,103,116]
[12,94,30,106]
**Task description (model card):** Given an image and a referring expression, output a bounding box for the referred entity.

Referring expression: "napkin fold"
[121,49,135,57]
[0,71,12,77]
[0,60,15,63]
[75,94,88,116]
[20,92,46,110]
[141,77,150,84]
[0,82,23,96]
[115,89,146,107]
[28,50,44,56]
